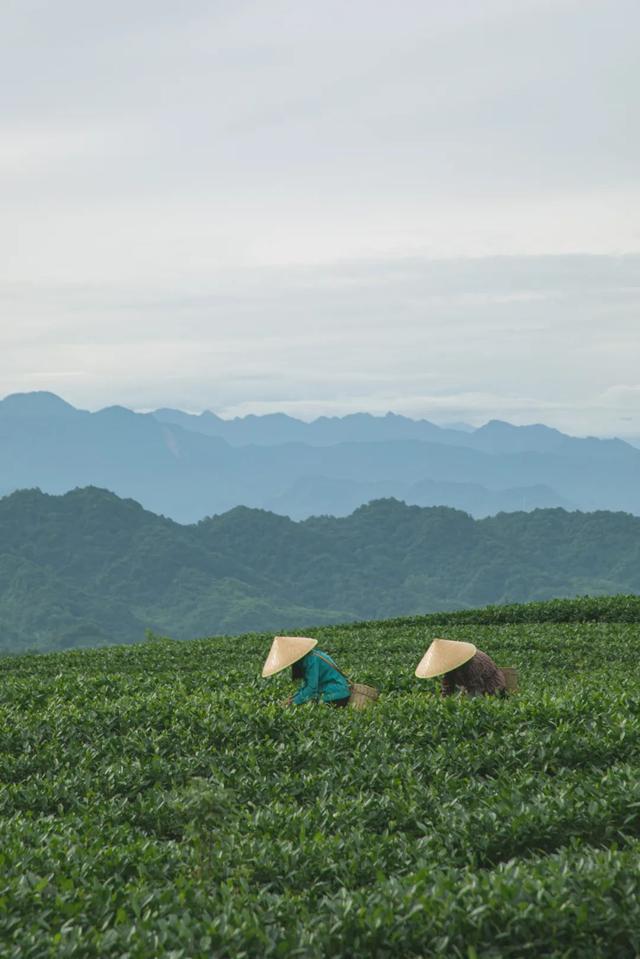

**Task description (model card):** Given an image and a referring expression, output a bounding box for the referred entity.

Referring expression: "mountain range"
[1,391,639,522]
[2,486,639,653]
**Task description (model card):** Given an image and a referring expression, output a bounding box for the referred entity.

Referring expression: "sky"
[1,0,639,436]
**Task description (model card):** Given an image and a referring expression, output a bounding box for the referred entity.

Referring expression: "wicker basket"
[500,667,519,693]
[349,683,380,710]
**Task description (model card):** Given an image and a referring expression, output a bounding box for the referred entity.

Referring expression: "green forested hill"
[1,486,640,652]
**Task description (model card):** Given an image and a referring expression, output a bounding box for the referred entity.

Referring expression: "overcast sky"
[1,0,638,435]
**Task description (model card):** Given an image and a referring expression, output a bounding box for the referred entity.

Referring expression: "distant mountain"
[264,476,574,520]
[151,406,573,453]
[2,392,640,521]
[152,407,465,446]
[151,406,590,455]
[0,391,77,418]
[444,421,475,432]
[1,487,639,653]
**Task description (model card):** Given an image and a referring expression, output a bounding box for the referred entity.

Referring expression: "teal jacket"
[292,650,350,705]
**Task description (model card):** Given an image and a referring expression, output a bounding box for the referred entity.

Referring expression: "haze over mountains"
[2,391,639,522]
[2,486,640,653]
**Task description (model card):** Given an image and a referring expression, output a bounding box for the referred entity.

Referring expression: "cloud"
[1,3,638,435]
[2,254,639,436]
[1,2,639,274]
[600,384,640,411]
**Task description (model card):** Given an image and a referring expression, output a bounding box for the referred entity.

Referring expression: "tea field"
[2,601,640,957]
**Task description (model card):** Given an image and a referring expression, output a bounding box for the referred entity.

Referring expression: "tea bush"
[349,593,640,628]
[1,613,639,956]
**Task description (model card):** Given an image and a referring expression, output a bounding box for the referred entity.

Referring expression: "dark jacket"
[441,649,506,697]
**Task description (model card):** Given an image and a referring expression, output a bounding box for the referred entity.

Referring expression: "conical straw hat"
[262,636,318,677]
[415,638,476,679]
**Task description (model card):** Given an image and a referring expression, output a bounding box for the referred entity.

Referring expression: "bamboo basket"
[349,683,380,710]
[500,667,519,693]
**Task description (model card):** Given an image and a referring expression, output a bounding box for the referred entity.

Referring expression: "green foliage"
[2,487,640,652]
[1,615,640,955]
[352,593,640,629]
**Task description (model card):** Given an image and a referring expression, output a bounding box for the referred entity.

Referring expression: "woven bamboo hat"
[262,636,318,677]
[415,638,476,679]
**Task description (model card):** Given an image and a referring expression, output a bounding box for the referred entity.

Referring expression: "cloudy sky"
[1,0,638,435]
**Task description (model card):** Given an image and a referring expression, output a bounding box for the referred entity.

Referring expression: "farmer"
[262,636,351,707]
[415,638,506,697]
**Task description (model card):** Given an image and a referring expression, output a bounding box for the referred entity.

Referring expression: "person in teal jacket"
[262,635,351,707]
[290,648,351,706]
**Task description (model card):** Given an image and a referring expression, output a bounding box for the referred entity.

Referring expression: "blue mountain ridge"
[1,391,638,521]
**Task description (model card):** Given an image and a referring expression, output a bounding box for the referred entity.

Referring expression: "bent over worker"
[262,636,351,707]
[415,638,506,697]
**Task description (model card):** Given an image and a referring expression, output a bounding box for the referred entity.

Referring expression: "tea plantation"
[2,598,640,957]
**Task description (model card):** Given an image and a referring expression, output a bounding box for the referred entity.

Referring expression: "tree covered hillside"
[1,487,640,653]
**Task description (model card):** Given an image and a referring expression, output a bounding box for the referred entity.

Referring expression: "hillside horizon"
[1,389,634,441]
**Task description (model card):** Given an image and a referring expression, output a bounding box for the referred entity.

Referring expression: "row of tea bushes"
[0,617,639,956]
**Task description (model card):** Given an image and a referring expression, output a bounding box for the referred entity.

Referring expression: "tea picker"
[262,636,379,709]
[415,638,507,697]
